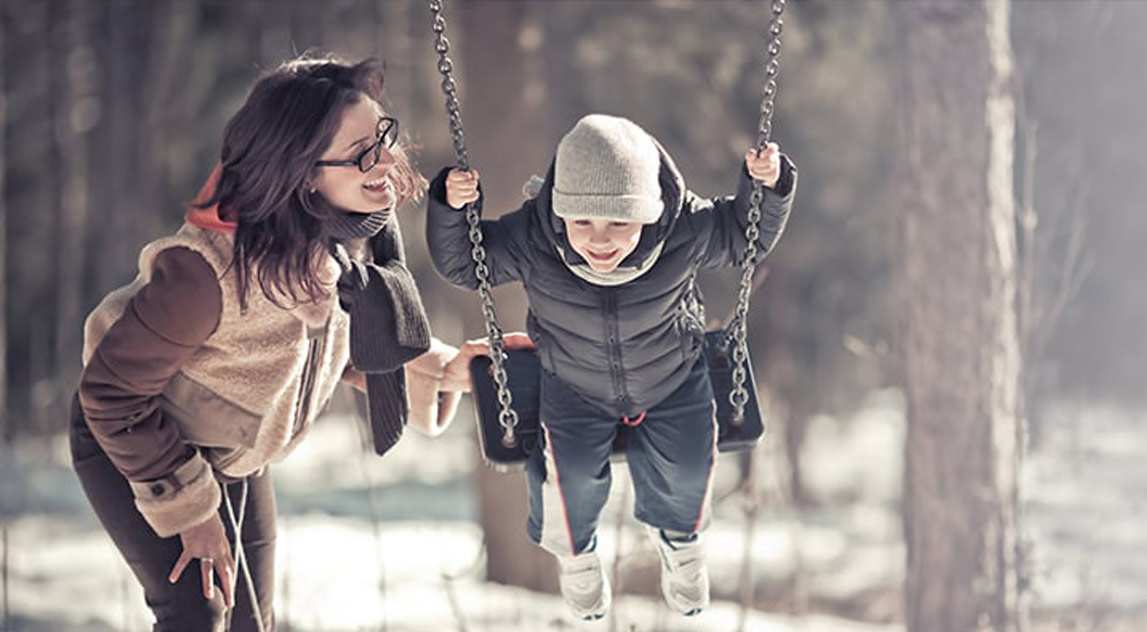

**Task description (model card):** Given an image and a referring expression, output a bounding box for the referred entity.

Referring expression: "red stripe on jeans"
[542,422,578,556]
[692,399,719,534]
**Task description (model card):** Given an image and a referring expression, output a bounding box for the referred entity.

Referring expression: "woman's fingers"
[200,558,215,601]
[217,558,236,609]
[440,341,482,392]
[169,552,235,609]
[439,333,537,392]
[168,550,193,584]
[171,514,238,608]
[461,332,536,356]
[502,332,537,350]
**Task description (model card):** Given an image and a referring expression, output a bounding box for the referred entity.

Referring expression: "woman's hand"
[168,512,235,609]
[440,332,536,393]
[745,143,782,189]
[341,364,367,393]
[445,168,481,210]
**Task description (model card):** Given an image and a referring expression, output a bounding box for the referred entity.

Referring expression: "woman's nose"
[367,149,396,178]
[377,145,397,166]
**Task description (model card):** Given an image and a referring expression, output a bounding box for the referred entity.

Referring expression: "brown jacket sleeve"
[78,246,224,536]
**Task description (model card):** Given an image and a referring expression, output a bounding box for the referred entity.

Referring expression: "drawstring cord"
[223,478,265,632]
[621,411,647,427]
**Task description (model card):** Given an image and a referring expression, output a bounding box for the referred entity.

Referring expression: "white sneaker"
[556,549,611,620]
[649,527,710,616]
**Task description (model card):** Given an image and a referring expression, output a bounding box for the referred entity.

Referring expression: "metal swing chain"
[429,0,520,448]
[728,0,785,425]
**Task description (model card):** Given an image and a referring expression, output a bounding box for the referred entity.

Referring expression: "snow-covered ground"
[1021,401,1147,629]
[2,389,1144,631]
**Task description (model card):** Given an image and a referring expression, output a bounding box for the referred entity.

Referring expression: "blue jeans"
[526,358,717,556]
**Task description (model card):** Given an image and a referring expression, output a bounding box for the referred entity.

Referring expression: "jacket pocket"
[161,372,262,450]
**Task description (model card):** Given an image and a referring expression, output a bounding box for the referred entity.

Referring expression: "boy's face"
[563,218,645,273]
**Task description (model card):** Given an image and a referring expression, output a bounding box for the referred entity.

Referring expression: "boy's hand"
[445,168,481,210]
[745,143,781,189]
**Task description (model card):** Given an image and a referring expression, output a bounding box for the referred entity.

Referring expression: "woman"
[70,54,496,631]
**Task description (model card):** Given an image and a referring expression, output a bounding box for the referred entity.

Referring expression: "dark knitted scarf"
[324,209,432,456]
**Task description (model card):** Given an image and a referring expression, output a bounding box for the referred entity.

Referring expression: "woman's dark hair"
[199,53,426,310]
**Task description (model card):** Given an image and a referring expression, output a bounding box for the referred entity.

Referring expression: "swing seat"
[469,330,765,472]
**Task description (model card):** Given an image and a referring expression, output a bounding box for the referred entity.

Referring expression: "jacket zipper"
[603,289,632,413]
[291,332,324,439]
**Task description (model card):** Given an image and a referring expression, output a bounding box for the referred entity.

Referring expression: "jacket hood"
[185,164,238,234]
[531,132,687,269]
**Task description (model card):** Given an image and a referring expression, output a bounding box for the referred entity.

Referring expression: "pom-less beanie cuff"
[550,190,663,223]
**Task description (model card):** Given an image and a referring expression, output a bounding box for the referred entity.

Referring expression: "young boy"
[428,114,796,619]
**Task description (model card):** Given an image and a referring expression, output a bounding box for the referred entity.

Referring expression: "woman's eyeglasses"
[315,116,399,173]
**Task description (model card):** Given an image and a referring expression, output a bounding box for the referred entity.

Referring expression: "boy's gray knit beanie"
[552,114,663,223]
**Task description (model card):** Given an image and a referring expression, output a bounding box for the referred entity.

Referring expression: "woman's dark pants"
[69,396,277,632]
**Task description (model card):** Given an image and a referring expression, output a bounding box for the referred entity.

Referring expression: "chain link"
[728,0,785,425]
[429,0,520,447]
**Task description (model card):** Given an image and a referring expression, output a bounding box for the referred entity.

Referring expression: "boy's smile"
[564,218,646,273]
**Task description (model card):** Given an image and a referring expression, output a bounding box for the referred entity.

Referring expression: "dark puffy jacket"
[427,145,796,418]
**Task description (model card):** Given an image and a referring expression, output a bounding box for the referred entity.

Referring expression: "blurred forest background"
[1,1,1145,631]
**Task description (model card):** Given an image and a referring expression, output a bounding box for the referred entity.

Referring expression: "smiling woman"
[67,53,489,632]
[314,109,405,213]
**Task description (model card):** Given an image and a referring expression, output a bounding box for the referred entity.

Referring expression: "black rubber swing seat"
[469,330,766,472]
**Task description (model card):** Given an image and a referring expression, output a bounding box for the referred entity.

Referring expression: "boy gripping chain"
[428,114,796,619]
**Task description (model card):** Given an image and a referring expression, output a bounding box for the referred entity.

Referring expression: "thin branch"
[735,445,759,632]
[441,537,487,632]
[3,523,9,632]
[1031,180,1093,360]
[356,415,389,632]
[1015,91,1038,354]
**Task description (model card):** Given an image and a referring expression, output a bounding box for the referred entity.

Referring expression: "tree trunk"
[456,0,555,592]
[95,0,140,294]
[0,8,8,444]
[895,2,1022,631]
[54,0,94,420]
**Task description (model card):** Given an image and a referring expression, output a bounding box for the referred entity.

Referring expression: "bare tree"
[94,0,140,295]
[895,1,1023,630]
[0,2,9,444]
[455,0,556,593]
[54,0,95,420]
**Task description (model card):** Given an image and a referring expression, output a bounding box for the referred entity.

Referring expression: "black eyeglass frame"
[315,116,399,173]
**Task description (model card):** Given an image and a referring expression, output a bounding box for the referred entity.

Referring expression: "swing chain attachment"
[727,0,785,426]
[429,0,520,448]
